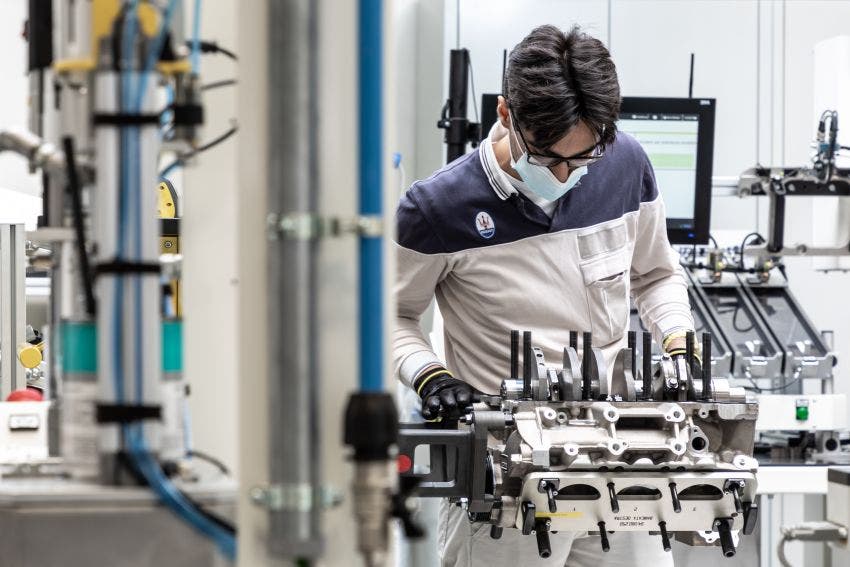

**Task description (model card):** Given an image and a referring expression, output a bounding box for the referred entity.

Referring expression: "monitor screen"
[618,98,716,245]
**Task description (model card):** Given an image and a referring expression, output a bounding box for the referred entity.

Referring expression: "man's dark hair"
[503,25,620,150]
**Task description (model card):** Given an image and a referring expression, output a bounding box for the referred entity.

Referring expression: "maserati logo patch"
[475,211,495,239]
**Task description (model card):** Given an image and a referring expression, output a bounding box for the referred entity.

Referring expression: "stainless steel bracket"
[267,212,384,241]
[249,483,344,511]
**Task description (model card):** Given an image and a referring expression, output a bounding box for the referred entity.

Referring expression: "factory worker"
[393,24,693,567]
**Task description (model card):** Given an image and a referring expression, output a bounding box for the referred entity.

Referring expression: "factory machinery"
[0,2,236,565]
[398,330,761,559]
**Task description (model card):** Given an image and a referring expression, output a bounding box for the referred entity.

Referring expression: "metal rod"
[523,331,532,399]
[569,331,578,352]
[767,192,785,253]
[510,330,519,380]
[535,519,552,558]
[582,332,593,400]
[659,521,671,552]
[607,482,619,513]
[627,330,636,377]
[702,332,712,399]
[642,332,652,400]
[715,518,737,557]
[669,482,682,513]
[266,0,322,556]
[598,522,610,552]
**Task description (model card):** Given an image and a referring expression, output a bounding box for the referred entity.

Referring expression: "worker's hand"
[415,369,480,421]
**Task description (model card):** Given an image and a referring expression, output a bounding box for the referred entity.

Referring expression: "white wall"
[181,0,240,476]
[0,0,40,199]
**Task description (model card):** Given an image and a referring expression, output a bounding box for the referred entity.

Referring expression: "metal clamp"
[267,212,384,241]
[249,483,344,511]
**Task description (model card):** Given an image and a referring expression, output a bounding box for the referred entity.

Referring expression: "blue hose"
[358,0,384,392]
[114,1,236,559]
[190,0,202,74]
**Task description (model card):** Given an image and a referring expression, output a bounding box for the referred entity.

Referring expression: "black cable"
[732,305,755,333]
[708,234,719,248]
[185,40,237,61]
[744,376,801,393]
[159,122,239,177]
[201,79,236,92]
[739,232,764,269]
[62,136,97,317]
[187,449,230,476]
[182,492,237,534]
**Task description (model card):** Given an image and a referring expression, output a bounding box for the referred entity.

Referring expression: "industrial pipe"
[266,0,322,558]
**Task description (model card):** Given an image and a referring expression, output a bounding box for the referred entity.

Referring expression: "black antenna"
[688,53,695,98]
[501,49,508,93]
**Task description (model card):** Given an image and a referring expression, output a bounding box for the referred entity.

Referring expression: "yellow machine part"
[158,180,178,219]
[92,0,159,52]
[158,179,181,316]
[18,342,45,370]
[55,2,188,75]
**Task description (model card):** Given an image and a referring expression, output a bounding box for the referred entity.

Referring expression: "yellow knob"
[18,343,43,369]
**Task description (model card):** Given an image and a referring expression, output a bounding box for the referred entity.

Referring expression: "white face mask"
[508,123,588,201]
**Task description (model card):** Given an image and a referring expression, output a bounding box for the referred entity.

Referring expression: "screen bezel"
[619,97,716,245]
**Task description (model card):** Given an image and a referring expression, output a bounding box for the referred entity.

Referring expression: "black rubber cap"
[172,104,205,126]
[343,392,399,461]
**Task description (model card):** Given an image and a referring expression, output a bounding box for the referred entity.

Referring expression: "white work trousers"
[439,499,675,567]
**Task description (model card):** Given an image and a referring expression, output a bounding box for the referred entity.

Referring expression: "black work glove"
[415,369,480,421]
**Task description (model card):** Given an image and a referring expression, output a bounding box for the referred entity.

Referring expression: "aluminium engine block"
[398,330,760,559]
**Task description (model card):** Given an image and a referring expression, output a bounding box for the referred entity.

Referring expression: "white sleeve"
[630,196,694,346]
[393,243,451,388]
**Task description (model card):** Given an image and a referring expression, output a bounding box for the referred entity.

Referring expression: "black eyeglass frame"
[509,109,606,168]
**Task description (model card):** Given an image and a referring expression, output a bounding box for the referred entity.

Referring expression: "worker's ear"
[497,96,510,128]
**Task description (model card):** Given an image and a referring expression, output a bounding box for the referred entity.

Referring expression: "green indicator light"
[795,400,810,421]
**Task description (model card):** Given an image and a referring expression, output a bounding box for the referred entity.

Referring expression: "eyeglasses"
[510,110,606,168]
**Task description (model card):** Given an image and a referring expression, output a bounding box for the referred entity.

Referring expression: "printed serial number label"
[614,515,654,527]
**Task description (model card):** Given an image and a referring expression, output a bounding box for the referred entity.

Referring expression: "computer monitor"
[618,97,715,245]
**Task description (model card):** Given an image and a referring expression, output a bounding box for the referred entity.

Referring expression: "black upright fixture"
[437,49,481,163]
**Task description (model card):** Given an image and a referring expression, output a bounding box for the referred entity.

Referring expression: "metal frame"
[738,167,850,256]
[0,224,27,398]
[691,276,786,388]
[739,278,835,387]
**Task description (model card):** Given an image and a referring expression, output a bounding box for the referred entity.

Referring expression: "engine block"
[398,330,760,558]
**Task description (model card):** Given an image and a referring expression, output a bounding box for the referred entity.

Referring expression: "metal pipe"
[266,0,321,557]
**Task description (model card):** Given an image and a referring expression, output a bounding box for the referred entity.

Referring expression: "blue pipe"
[358,0,383,392]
